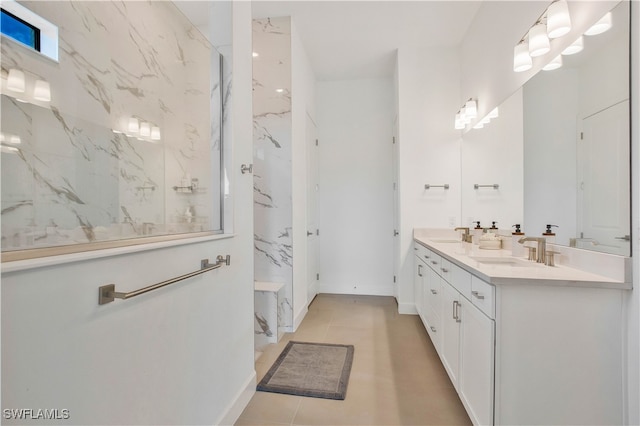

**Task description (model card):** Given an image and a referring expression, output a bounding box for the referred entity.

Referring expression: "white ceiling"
[175,1,482,81]
[251,1,482,80]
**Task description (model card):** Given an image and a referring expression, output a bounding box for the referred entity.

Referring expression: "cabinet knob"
[441,268,448,273]
[431,289,437,295]
[430,326,437,333]
[431,260,438,265]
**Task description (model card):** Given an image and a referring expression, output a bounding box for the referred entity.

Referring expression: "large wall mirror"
[524,0,630,256]
[462,0,630,257]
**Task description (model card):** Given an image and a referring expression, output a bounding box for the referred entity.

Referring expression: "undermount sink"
[429,239,461,243]
[469,256,531,267]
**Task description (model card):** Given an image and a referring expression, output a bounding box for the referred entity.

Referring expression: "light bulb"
[562,36,584,55]
[547,0,571,38]
[584,12,612,36]
[514,42,532,72]
[529,23,551,57]
[33,80,51,102]
[543,55,563,71]
[7,69,25,93]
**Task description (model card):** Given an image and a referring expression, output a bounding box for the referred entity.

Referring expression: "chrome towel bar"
[98,255,231,305]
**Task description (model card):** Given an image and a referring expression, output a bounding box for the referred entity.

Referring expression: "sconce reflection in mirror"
[3,68,52,105]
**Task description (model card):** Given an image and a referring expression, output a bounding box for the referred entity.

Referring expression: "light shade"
[33,80,51,102]
[7,69,25,93]
[488,107,499,119]
[128,117,139,134]
[514,42,533,72]
[140,122,151,137]
[473,122,484,129]
[562,36,584,55]
[547,0,571,38]
[465,100,477,119]
[481,116,491,124]
[9,135,21,144]
[151,126,161,141]
[543,55,563,71]
[584,12,612,36]
[529,23,551,57]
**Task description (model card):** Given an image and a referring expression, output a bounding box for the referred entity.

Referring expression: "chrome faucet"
[454,227,472,243]
[518,237,546,263]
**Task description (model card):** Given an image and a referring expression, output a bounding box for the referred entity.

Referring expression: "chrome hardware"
[424,255,430,259]
[394,230,399,236]
[240,164,253,174]
[441,268,449,273]
[418,265,423,277]
[615,235,631,241]
[471,291,485,300]
[452,301,457,320]
[519,236,546,263]
[424,184,450,190]
[307,231,313,236]
[430,289,437,295]
[454,301,461,322]
[526,246,537,261]
[430,326,437,332]
[98,255,231,305]
[431,260,438,265]
[474,183,499,190]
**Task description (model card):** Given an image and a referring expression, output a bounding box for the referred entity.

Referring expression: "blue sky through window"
[1,9,39,51]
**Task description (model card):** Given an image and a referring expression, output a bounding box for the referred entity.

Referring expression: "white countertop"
[414,234,632,290]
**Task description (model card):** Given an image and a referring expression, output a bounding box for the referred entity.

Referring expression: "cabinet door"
[460,301,495,426]
[414,256,425,317]
[424,268,442,351]
[441,281,461,387]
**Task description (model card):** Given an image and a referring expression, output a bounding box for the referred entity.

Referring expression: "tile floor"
[236,294,471,425]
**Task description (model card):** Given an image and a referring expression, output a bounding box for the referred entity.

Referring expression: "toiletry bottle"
[542,224,558,244]
[511,224,525,257]
[472,221,483,244]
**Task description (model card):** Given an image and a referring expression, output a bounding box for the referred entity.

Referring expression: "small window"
[1,8,40,51]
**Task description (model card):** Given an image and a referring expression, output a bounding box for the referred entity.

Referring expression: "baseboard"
[293,305,308,331]
[397,302,418,315]
[318,284,394,297]
[216,371,257,426]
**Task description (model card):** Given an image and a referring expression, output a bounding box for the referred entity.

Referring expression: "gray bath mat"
[257,341,354,400]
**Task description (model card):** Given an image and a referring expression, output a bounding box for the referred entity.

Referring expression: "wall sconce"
[529,23,550,57]
[151,126,161,141]
[546,0,571,38]
[127,117,140,134]
[117,117,161,142]
[139,122,151,137]
[7,68,25,93]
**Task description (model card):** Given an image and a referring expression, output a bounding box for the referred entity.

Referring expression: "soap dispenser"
[489,221,498,233]
[471,221,483,245]
[542,224,558,244]
[511,224,525,257]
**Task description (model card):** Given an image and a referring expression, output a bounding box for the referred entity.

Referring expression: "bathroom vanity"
[413,229,631,426]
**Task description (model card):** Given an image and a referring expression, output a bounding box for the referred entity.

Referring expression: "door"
[392,117,400,297]
[578,100,630,255]
[460,301,495,426]
[306,113,319,304]
[441,281,461,387]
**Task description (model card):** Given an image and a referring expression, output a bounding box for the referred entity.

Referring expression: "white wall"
[291,18,316,328]
[316,78,394,296]
[0,2,256,425]
[396,47,461,313]
[461,89,524,232]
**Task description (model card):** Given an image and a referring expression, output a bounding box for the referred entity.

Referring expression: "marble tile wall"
[1,1,222,251]
[252,17,293,330]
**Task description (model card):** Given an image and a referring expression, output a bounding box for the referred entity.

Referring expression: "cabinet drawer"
[440,258,452,282]
[470,276,495,319]
[450,263,472,300]
[425,309,442,351]
[426,251,442,272]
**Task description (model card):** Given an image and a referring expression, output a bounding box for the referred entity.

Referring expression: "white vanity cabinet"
[413,238,627,425]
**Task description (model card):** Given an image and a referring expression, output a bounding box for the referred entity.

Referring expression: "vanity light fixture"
[464,99,477,118]
[33,79,51,102]
[473,122,484,129]
[513,42,533,72]
[529,23,551,57]
[543,54,563,71]
[562,36,584,55]
[7,68,25,93]
[584,11,612,36]
[546,0,571,38]
[453,99,477,130]
[454,113,465,130]
[488,107,499,119]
